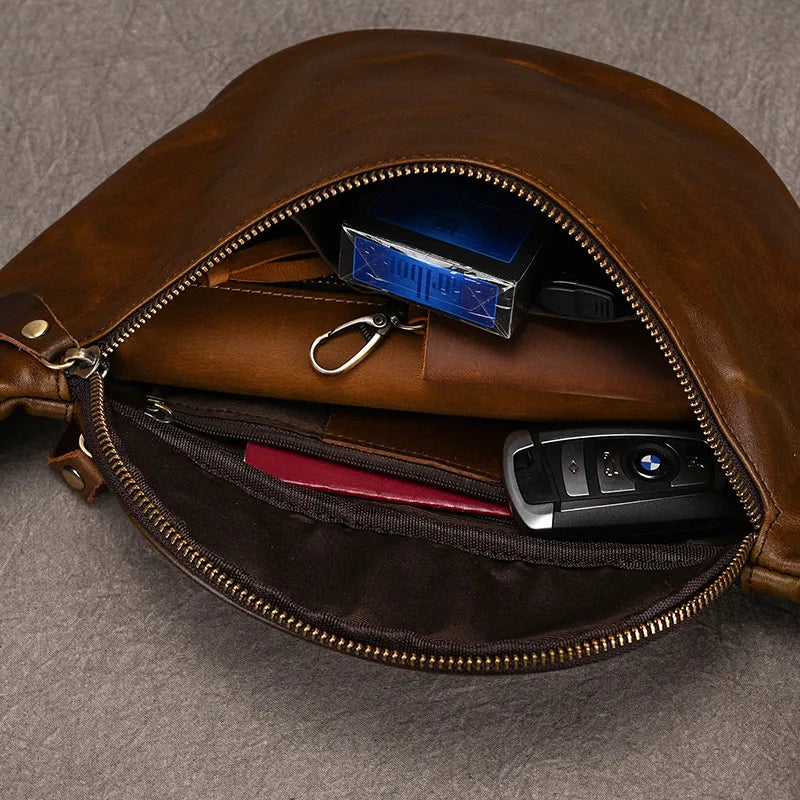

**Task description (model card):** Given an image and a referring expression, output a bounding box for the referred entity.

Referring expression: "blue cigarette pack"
[338,176,552,337]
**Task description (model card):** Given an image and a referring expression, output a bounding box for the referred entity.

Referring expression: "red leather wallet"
[244,442,512,518]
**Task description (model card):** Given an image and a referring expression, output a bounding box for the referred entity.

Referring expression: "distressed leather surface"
[112,284,691,421]
[2,2,799,798]
[1,24,800,595]
[0,343,71,421]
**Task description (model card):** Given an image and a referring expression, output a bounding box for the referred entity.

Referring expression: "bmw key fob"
[502,428,745,541]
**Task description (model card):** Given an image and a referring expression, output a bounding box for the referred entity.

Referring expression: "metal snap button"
[62,466,86,491]
[21,319,51,339]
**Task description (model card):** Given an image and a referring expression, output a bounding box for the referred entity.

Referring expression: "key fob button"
[671,442,711,488]
[513,447,555,504]
[596,445,636,494]
[561,440,589,497]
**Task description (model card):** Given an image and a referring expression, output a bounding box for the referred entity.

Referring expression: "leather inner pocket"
[137,386,508,501]
[422,313,689,417]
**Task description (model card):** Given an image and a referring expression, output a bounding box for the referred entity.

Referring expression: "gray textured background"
[2,1,800,798]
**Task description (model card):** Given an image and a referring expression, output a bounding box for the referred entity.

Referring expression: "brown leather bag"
[2,30,798,674]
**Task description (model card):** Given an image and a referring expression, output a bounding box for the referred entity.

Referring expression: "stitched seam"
[166,401,324,438]
[199,284,377,306]
[53,367,62,410]
[58,375,70,421]
[0,396,71,410]
[170,400,304,420]
[747,563,800,580]
[753,507,782,566]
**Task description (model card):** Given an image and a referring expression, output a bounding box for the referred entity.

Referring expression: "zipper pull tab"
[309,304,425,376]
[144,395,174,423]
[41,345,107,379]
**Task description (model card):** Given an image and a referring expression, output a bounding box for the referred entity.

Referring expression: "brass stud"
[21,319,50,339]
[61,466,85,492]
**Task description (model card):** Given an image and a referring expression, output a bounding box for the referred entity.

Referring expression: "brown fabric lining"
[109,400,737,648]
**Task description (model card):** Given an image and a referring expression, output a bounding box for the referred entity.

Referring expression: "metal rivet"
[21,319,50,339]
[62,466,85,492]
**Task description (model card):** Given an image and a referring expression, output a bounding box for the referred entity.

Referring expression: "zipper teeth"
[150,404,506,503]
[92,160,764,672]
[599,262,762,524]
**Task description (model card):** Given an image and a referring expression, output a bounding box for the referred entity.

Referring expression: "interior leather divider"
[112,283,692,422]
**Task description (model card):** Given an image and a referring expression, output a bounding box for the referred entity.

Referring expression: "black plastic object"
[529,233,630,321]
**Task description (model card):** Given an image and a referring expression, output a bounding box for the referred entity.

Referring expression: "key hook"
[309,306,424,376]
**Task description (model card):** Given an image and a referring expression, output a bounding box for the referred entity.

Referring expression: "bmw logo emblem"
[638,453,662,473]
[629,444,675,480]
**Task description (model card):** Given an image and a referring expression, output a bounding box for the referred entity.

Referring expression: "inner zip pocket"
[111,390,739,574]
[139,387,510,504]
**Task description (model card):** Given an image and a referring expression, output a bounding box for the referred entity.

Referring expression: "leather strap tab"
[48,420,105,503]
[0,291,78,362]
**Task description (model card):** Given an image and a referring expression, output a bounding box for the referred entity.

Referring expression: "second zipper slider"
[144,394,174,423]
[309,303,425,376]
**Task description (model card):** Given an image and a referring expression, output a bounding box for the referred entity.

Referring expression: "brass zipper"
[84,160,763,672]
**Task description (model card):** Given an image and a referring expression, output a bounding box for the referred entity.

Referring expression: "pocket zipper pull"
[309,304,424,376]
[144,395,174,423]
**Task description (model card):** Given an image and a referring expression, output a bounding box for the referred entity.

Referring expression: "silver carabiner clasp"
[309,306,424,376]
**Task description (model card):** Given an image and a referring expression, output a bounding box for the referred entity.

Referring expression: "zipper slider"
[144,395,174,423]
[309,303,425,376]
[41,345,107,379]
